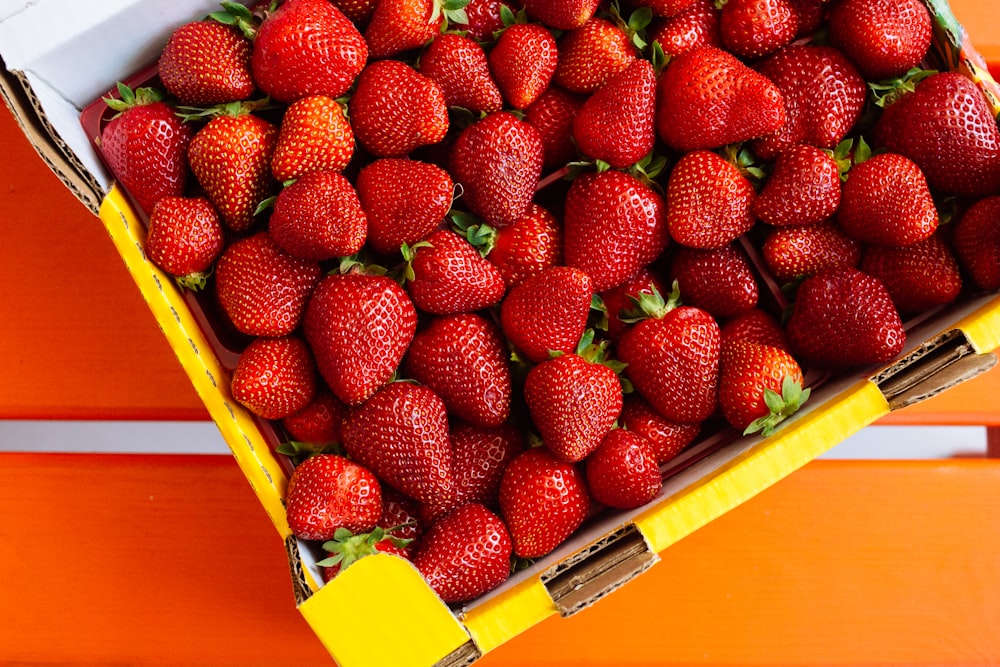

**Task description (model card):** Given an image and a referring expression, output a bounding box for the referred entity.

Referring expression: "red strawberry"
[215,232,322,337]
[341,382,454,508]
[827,0,932,81]
[231,336,318,420]
[632,0,700,18]
[952,196,1000,291]
[874,72,1000,198]
[319,524,413,582]
[330,0,379,26]
[270,95,354,182]
[720,0,798,59]
[489,22,559,110]
[553,17,636,95]
[414,503,513,603]
[158,18,255,105]
[449,112,544,228]
[268,170,367,261]
[403,229,506,314]
[364,0,464,59]
[785,267,905,369]
[666,149,755,249]
[656,45,785,152]
[498,447,590,558]
[357,158,454,256]
[419,33,503,113]
[669,244,759,319]
[620,394,700,464]
[787,0,824,37]
[521,0,601,30]
[572,58,657,169]
[303,273,418,406]
[837,152,938,247]
[251,0,367,103]
[753,144,842,228]
[563,169,669,293]
[751,45,866,160]
[456,0,516,40]
[281,390,348,447]
[599,267,668,342]
[719,307,789,351]
[451,422,525,508]
[585,429,662,510]
[718,341,809,435]
[472,203,564,289]
[648,0,721,58]
[145,196,225,290]
[762,219,862,283]
[860,234,963,315]
[285,454,382,542]
[403,313,513,428]
[524,87,586,170]
[187,106,278,232]
[100,84,192,215]
[349,60,449,158]
[499,265,594,364]
[523,334,624,463]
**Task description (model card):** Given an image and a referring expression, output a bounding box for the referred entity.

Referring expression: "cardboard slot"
[541,524,659,617]
[432,641,481,667]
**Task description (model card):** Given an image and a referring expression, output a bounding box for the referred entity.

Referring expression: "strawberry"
[785,267,905,369]
[451,422,525,508]
[488,22,559,110]
[303,273,418,406]
[648,0,722,58]
[215,232,322,337]
[837,152,938,247]
[145,196,225,290]
[187,105,278,232]
[521,0,601,30]
[330,0,379,26]
[753,144,842,228]
[599,267,668,342]
[100,84,192,215]
[572,58,657,169]
[158,17,255,106]
[873,72,1000,198]
[553,17,636,95]
[719,0,798,60]
[356,158,454,256]
[620,394,700,464]
[762,220,862,283]
[348,60,449,158]
[402,313,513,428]
[231,335,318,420]
[403,229,507,314]
[523,333,624,463]
[268,170,367,261]
[632,0,700,17]
[860,234,963,315]
[827,0,932,81]
[786,0,824,38]
[719,307,789,351]
[669,244,759,319]
[319,524,413,582]
[456,0,516,40]
[270,95,354,182]
[951,196,1000,291]
[665,149,755,249]
[524,87,586,170]
[419,33,503,114]
[449,112,544,228]
[585,429,662,510]
[414,503,513,603]
[718,341,809,436]
[251,0,367,103]
[499,265,594,364]
[751,45,866,160]
[498,447,590,558]
[365,0,467,59]
[656,45,785,152]
[465,203,564,289]
[341,382,455,508]
[281,390,348,447]
[285,454,382,542]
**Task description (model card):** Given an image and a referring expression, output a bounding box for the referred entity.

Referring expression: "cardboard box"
[3,2,1000,665]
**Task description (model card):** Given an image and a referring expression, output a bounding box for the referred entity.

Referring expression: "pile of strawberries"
[97,0,1000,605]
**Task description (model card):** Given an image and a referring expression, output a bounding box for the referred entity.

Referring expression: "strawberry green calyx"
[606,1,653,51]
[451,210,497,258]
[574,328,632,392]
[208,1,261,41]
[433,0,472,30]
[318,525,413,574]
[869,67,938,109]
[175,97,273,123]
[827,137,856,180]
[620,281,682,323]
[627,152,669,189]
[175,270,213,292]
[338,253,390,278]
[744,374,811,437]
[400,241,434,283]
[276,439,344,463]
[721,143,767,184]
[103,83,165,115]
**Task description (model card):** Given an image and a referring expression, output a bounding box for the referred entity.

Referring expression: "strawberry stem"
[743,374,811,437]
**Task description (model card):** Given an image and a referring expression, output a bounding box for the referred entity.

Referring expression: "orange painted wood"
[2,453,999,666]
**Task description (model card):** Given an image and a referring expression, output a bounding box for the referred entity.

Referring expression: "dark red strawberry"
[665,149,755,249]
[620,394,700,464]
[475,203,564,289]
[303,273,418,406]
[827,0,932,81]
[270,95,354,182]
[403,313,512,428]
[499,447,590,558]
[100,84,192,215]
[656,45,785,152]
[414,503,513,603]
[786,0,824,37]
[718,341,809,436]
[215,232,322,337]
[145,196,225,290]
[633,0,701,18]
[456,0,516,40]
[521,0,601,29]
[951,196,1000,291]
[330,0,379,26]
[648,0,721,58]
[553,17,636,95]
[285,453,382,541]
[599,268,668,342]
[403,229,506,314]
[231,335,318,420]
[762,219,862,283]
[419,33,503,113]
[719,307,789,351]
[785,267,905,369]
[158,18,255,105]
[281,390,348,447]
[669,244,759,319]
[524,87,586,170]
[585,429,662,510]
[753,143,842,228]
[489,22,559,110]
[719,0,798,59]
[451,422,525,508]
[364,0,465,59]
[268,170,367,261]
[860,234,963,315]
